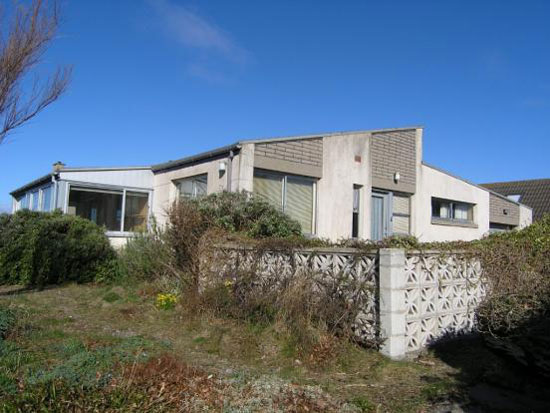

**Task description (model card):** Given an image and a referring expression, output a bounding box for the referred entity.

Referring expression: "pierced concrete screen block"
[404,253,486,352]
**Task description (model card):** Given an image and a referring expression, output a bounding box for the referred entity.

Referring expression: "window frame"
[174,174,208,200]
[253,169,317,235]
[431,197,476,227]
[65,182,152,236]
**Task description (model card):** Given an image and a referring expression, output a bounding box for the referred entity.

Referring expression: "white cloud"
[148,0,250,69]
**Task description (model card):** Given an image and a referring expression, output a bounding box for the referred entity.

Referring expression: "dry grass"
[0,282,498,412]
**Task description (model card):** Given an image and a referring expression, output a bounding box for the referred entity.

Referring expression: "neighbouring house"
[481,179,550,223]
[10,126,532,245]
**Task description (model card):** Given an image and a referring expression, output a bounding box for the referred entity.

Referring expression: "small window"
[352,185,361,238]
[176,174,208,200]
[31,191,40,211]
[431,197,474,223]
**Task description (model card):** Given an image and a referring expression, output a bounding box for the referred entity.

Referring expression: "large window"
[253,169,316,234]
[124,192,149,232]
[68,187,149,233]
[176,174,208,200]
[431,197,474,224]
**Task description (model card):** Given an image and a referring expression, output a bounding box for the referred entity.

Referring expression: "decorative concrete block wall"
[203,245,379,344]
[206,245,486,359]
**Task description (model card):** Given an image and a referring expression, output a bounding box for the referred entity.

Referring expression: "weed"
[351,396,374,412]
[102,291,122,303]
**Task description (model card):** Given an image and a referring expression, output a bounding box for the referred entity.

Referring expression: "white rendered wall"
[412,164,490,242]
[59,169,153,190]
[519,204,533,229]
[316,133,371,240]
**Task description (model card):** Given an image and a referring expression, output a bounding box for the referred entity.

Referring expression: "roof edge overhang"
[422,162,532,209]
[238,125,423,145]
[10,174,54,197]
[152,143,241,173]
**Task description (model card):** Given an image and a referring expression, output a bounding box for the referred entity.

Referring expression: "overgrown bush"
[474,215,550,375]
[0,210,119,287]
[192,191,302,238]
[118,225,174,283]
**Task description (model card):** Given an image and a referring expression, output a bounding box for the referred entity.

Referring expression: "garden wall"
[203,245,486,359]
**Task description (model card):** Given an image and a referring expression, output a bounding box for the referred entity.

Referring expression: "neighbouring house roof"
[152,126,422,173]
[481,179,550,221]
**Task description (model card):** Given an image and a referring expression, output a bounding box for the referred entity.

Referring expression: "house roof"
[10,174,53,197]
[10,165,151,196]
[152,126,422,173]
[481,179,550,221]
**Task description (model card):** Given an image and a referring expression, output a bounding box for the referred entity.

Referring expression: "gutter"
[152,143,241,173]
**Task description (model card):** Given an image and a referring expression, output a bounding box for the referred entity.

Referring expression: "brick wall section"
[254,138,323,167]
[489,193,519,226]
[371,130,416,192]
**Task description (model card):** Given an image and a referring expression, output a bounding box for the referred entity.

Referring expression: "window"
[253,169,316,234]
[69,188,123,231]
[431,197,474,223]
[352,185,361,238]
[124,192,149,232]
[67,187,150,233]
[20,193,30,210]
[31,191,40,211]
[176,174,207,200]
[41,185,53,212]
[392,194,411,235]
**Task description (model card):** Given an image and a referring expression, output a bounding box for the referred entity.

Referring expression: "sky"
[1,0,549,211]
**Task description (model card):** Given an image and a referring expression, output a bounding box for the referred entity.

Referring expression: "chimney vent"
[52,161,65,172]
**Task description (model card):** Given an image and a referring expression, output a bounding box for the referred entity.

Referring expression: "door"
[371,192,390,241]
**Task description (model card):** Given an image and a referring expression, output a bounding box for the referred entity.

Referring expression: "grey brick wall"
[254,138,323,167]
[489,193,519,226]
[371,130,416,193]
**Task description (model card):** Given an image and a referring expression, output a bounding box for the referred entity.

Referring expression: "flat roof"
[153,125,422,173]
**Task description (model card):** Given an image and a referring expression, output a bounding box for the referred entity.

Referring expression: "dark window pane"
[124,192,149,232]
[68,189,122,231]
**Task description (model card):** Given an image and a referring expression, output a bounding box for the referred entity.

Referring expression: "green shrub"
[0,210,119,287]
[192,191,302,238]
[119,226,173,282]
[0,307,15,340]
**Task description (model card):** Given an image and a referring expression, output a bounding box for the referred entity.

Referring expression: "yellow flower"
[156,293,177,310]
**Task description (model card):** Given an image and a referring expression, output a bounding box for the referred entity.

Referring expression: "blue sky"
[2,0,549,211]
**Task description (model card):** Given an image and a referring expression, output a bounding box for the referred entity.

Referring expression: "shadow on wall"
[426,329,550,412]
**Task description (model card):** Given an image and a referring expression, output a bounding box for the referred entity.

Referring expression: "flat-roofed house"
[11,126,532,245]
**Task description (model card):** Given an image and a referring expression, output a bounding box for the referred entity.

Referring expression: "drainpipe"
[227,150,234,192]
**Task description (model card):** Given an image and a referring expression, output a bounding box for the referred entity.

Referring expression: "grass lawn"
[0,282,545,412]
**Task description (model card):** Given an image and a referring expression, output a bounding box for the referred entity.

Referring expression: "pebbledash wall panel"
[371,129,417,193]
[489,193,520,226]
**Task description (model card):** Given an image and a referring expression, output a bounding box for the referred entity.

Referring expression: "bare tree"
[0,0,71,145]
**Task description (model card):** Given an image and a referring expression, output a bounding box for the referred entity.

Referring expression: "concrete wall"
[371,129,417,194]
[489,193,519,226]
[316,132,371,240]
[519,204,533,229]
[412,164,490,242]
[152,156,233,226]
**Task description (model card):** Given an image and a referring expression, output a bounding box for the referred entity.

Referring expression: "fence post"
[379,248,407,360]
